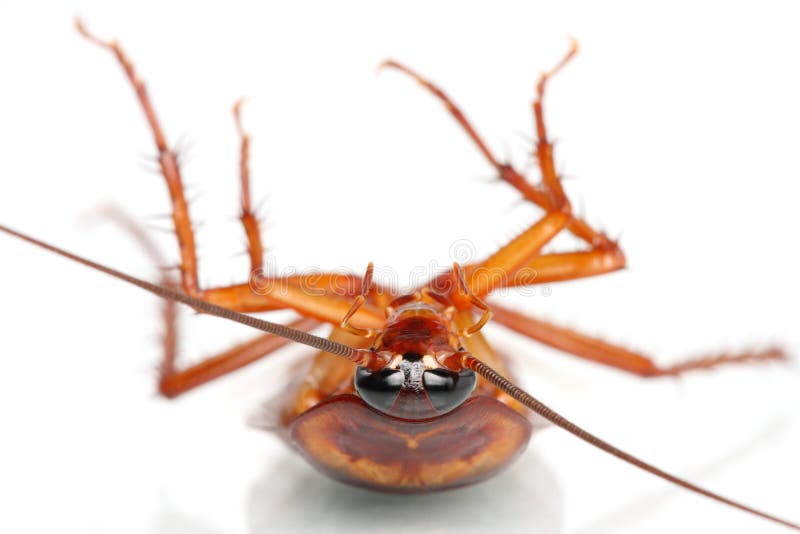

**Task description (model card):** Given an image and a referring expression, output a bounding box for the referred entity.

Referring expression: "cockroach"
[0,19,797,531]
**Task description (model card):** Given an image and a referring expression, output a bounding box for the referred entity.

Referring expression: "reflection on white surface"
[247,450,563,534]
[569,416,795,534]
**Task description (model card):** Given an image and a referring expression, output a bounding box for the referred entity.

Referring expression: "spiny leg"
[496,248,627,287]
[381,50,616,249]
[425,205,624,296]
[77,19,200,294]
[377,49,724,367]
[520,41,621,249]
[159,315,321,398]
[384,48,625,297]
[430,247,626,298]
[183,278,387,328]
[91,205,325,397]
[228,102,392,320]
[410,113,604,295]
[430,209,623,297]
[464,211,570,297]
[233,99,266,274]
[78,22,269,298]
[78,22,267,293]
[88,206,183,376]
[490,302,786,377]
[76,20,386,329]
[532,39,578,212]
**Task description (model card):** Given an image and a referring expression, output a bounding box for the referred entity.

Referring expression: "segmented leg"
[490,302,787,377]
[452,263,492,336]
[389,50,784,377]
[532,40,578,212]
[465,211,570,296]
[233,99,266,274]
[158,316,321,398]
[382,46,616,249]
[76,20,387,330]
[341,262,381,338]
[93,205,325,397]
[431,247,626,298]
[76,20,200,294]
[384,45,625,298]
[500,249,627,286]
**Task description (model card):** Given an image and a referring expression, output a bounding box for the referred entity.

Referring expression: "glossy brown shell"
[290,393,532,492]
[252,322,534,492]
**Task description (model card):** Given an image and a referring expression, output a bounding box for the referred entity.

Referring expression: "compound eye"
[354,367,404,413]
[423,369,477,414]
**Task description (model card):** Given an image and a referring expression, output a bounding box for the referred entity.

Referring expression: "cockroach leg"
[490,301,787,377]
[502,248,627,285]
[378,60,503,171]
[429,219,625,296]
[233,99,266,273]
[90,206,325,397]
[76,19,200,295]
[442,194,622,296]
[404,39,781,377]
[532,38,578,212]
[457,205,625,294]
[180,279,386,328]
[92,205,172,269]
[158,316,321,398]
[76,19,387,328]
[381,54,613,248]
[464,211,570,296]
[452,262,492,336]
[340,262,380,338]
[385,47,628,299]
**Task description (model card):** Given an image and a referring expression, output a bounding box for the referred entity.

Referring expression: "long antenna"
[0,224,386,371]
[460,354,800,531]
[2,224,797,530]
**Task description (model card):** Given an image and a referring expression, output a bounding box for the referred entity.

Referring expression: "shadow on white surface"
[247,449,563,534]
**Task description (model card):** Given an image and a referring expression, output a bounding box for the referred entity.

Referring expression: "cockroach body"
[0,19,798,531]
[273,283,533,492]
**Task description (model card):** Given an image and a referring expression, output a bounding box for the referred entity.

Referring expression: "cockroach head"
[354,351,476,420]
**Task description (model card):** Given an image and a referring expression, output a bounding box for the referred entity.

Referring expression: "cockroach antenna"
[463,355,800,530]
[1,223,798,531]
[0,224,388,373]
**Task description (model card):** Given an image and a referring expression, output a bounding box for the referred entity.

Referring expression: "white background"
[1,2,799,533]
